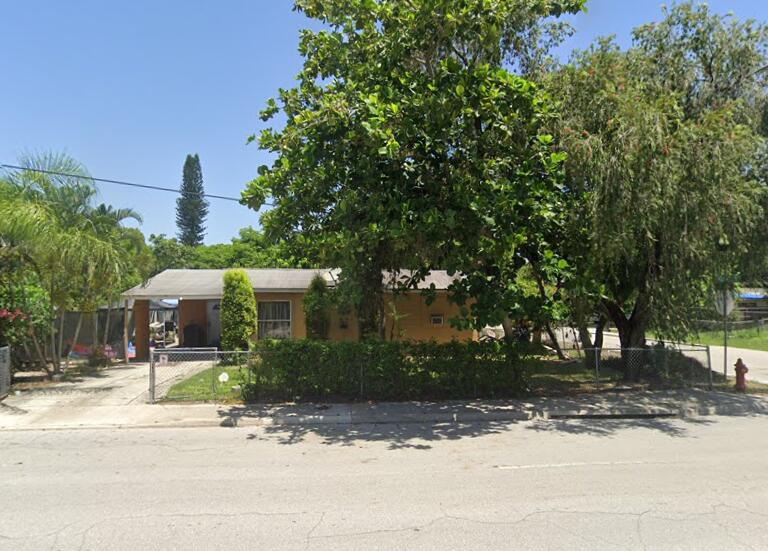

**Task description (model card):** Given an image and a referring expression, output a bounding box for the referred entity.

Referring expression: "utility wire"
[0,163,273,206]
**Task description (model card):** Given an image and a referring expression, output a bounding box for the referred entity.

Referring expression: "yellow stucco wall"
[182,291,473,345]
[325,292,475,343]
[383,293,475,342]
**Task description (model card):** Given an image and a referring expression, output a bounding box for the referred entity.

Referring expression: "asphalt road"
[2,416,767,550]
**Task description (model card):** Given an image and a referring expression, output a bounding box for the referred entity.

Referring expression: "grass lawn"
[688,326,768,352]
[164,365,250,402]
[526,356,624,395]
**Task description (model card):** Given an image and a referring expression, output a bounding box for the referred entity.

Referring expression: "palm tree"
[86,204,144,348]
[0,153,131,373]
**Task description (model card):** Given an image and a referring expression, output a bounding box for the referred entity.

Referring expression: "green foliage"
[244,0,583,336]
[547,3,768,356]
[176,154,209,246]
[148,227,315,274]
[244,339,527,401]
[0,278,49,348]
[220,269,257,350]
[303,275,330,339]
[0,152,144,371]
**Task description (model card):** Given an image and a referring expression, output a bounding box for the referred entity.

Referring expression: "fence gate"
[0,346,10,399]
[148,348,252,403]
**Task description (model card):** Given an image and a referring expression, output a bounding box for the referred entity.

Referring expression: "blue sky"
[2,0,767,244]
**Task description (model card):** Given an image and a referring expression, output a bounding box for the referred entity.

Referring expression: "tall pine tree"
[176,154,208,246]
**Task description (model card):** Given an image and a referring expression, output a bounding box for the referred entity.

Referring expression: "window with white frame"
[258,301,291,339]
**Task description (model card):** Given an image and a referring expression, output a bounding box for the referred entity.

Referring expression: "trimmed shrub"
[244,339,527,402]
[220,269,257,350]
[303,274,330,339]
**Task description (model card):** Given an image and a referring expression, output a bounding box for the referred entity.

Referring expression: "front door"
[206,300,221,347]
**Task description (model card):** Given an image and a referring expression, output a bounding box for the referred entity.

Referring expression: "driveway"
[4,363,153,408]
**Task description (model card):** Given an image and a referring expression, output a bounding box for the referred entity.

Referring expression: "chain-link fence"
[0,346,10,400]
[567,344,715,390]
[149,348,253,402]
[148,341,717,404]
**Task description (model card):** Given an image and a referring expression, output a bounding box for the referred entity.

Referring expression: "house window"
[258,301,291,339]
[430,314,444,326]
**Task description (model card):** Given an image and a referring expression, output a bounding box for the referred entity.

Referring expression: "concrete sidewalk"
[1,389,766,431]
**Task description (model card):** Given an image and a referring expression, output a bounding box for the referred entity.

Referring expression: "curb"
[218,403,765,428]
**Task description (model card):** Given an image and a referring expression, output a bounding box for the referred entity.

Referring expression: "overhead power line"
[0,163,272,206]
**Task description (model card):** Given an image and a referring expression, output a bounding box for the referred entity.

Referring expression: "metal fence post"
[149,352,156,403]
[211,350,217,396]
[706,345,713,391]
[594,348,600,391]
[0,346,10,400]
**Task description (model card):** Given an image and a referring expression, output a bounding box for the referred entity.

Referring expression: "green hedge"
[244,339,527,402]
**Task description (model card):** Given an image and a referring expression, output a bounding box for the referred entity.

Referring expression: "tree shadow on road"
[219,397,726,449]
[524,416,716,438]
[244,419,520,450]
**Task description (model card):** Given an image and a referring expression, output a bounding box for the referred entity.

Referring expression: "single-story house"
[121,268,475,360]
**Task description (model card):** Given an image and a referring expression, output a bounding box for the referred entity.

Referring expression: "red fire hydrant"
[734,358,749,393]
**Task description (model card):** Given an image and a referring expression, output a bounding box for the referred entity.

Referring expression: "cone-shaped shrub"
[221,269,257,350]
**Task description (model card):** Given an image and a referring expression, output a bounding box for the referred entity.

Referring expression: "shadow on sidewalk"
[217,392,736,448]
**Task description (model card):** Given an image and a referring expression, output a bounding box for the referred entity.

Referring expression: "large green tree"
[176,154,209,246]
[244,0,583,340]
[548,3,768,373]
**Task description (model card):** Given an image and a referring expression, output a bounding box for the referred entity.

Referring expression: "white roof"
[122,268,458,300]
[122,269,334,300]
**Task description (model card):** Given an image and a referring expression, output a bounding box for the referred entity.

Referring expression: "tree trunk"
[356,267,385,341]
[594,316,606,349]
[63,312,83,371]
[56,313,66,374]
[577,315,607,370]
[102,305,112,347]
[544,322,568,360]
[49,311,57,372]
[577,321,593,351]
[31,331,49,374]
[500,317,519,346]
[92,311,99,348]
[603,298,646,381]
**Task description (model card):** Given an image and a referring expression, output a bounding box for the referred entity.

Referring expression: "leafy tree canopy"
[548,2,768,357]
[149,227,314,274]
[243,0,584,339]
